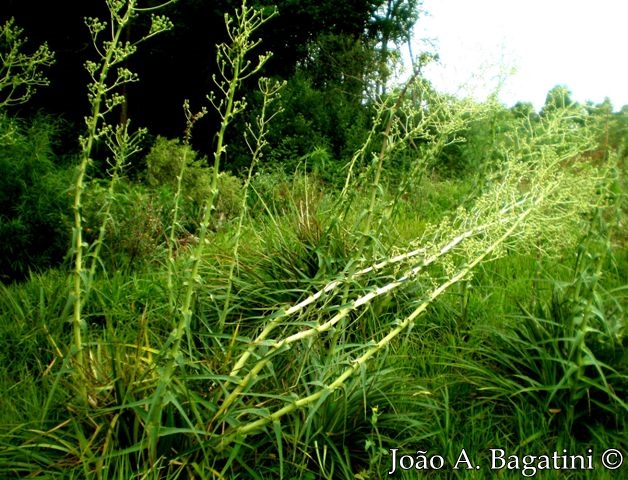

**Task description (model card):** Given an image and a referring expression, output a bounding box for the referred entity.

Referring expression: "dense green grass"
[0,2,625,478]
[1,105,625,480]
[0,165,625,478]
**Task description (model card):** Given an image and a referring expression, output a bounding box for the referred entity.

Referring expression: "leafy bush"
[0,114,72,282]
[257,72,371,180]
[81,180,166,270]
[145,135,243,224]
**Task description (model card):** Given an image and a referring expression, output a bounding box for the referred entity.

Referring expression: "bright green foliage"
[145,136,244,222]
[145,135,197,188]
[0,1,626,478]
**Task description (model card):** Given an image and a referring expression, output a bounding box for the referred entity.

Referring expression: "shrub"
[144,135,243,225]
[258,71,371,177]
[81,180,166,270]
[0,114,72,282]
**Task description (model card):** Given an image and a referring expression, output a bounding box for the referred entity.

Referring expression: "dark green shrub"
[81,181,166,270]
[256,72,371,183]
[0,114,72,282]
[145,136,243,224]
[79,137,248,272]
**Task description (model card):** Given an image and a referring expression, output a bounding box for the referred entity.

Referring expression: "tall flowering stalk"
[70,0,173,395]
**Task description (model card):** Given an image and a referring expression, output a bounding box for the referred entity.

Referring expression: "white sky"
[408,0,628,111]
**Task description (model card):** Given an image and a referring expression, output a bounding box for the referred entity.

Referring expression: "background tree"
[368,0,422,97]
[541,84,575,115]
[1,0,424,168]
[583,97,628,162]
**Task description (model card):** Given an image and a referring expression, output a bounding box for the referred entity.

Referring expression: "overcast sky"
[408,0,627,111]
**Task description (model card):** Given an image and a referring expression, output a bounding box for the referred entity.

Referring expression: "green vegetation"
[0,1,626,478]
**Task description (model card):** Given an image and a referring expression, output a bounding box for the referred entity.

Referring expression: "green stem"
[214,203,535,451]
[71,2,132,377]
[363,73,417,243]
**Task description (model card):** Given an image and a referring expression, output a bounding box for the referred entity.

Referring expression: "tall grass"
[0,1,625,478]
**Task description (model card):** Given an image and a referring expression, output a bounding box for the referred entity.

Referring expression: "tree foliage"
[0,0,424,164]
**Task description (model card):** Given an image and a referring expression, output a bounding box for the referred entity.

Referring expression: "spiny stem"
[214,203,536,450]
[70,0,174,410]
[149,0,276,458]
[71,0,134,378]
